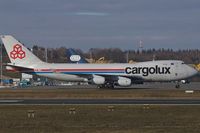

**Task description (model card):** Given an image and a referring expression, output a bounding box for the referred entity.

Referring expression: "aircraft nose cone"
[189,66,198,76]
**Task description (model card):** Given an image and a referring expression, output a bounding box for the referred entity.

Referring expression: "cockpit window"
[171,63,174,65]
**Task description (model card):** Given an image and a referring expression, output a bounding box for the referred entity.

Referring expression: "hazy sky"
[0,0,200,51]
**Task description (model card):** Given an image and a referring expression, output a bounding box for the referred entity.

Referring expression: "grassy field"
[0,105,200,133]
[0,88,200,99]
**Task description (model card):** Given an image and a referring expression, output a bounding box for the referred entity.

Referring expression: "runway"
[1,99,200,105]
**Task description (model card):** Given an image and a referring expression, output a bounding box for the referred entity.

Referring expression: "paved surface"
[7,82,200,90]
[0,82,200,105]
[1,99,200,105]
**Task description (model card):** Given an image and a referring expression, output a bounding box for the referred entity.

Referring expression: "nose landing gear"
[175,81,180,88]
[175,84,180,88]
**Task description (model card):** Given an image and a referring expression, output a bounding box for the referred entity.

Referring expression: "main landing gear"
[97,82,114,89]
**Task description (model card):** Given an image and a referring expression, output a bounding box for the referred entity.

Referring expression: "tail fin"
[66,48,88,63]
[0,35,43,66]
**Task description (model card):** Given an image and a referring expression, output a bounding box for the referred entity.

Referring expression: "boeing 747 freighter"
[1,35,198,88]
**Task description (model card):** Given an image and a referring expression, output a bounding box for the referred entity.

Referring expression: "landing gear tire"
[106,83,114,89]
[97,83,114,89]
[97,85,104,88]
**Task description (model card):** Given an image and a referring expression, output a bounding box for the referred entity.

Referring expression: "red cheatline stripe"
[35,69,124,72]
[37,69,51,71]
[7,69,17,72]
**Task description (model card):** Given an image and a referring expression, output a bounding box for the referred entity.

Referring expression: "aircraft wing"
[5,63,34,72]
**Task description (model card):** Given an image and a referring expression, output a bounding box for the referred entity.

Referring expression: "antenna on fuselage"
[139,40,143,54]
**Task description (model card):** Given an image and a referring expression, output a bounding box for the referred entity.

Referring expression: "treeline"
[2,45,200,64]
[31,46,200,64]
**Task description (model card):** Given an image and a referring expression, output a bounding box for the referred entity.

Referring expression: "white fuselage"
[24,60,197,82]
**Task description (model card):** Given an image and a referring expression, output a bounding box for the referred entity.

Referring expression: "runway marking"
[0,100,22,103]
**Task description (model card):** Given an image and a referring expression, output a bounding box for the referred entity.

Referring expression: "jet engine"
[90,75,105,85]
[117,77,131,87]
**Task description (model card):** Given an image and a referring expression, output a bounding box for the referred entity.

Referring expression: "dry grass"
[0,105,200,133]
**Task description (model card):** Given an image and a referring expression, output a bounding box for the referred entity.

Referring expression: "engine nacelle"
[117,77,131,87]
[90,75,105,85]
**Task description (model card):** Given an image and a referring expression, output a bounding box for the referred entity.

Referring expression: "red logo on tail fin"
[10,44,26,59]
